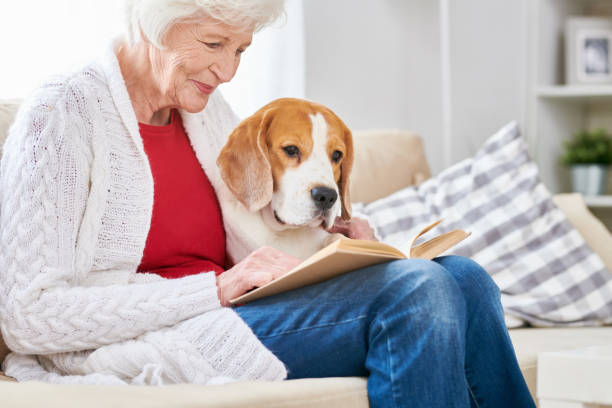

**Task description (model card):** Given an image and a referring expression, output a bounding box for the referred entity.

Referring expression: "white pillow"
[357,121,612,327]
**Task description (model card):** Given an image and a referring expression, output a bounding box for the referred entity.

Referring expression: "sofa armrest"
[350,130,431,204]
[0,99,21,158]
[0,102,16,368]
[0,336,8,374]
[553,193,612,273]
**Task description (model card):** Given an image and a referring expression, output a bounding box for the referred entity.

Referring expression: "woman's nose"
[210,52,237,83]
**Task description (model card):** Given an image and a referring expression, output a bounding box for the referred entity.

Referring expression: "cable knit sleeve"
[0,79,222,356]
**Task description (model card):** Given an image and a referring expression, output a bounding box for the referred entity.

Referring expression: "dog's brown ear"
[338,121,354,220]
[217,108,274,212]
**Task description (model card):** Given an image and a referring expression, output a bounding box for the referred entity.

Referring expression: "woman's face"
[150,17,253,113]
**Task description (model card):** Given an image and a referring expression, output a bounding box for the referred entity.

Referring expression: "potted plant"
[560,128,612,196]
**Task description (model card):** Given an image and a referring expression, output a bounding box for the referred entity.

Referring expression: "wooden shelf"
[584,195,612,208]
[536,85,612,102]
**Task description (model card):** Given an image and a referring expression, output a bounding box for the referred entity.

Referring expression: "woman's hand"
[216,246,302,307]
[328,217,377,241]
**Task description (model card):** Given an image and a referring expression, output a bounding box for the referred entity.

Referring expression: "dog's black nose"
[311,186,338,210]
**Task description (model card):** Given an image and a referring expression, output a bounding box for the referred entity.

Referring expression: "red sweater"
[137,109,226,278]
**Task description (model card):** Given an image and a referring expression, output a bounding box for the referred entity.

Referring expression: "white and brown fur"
[216,98,354,264]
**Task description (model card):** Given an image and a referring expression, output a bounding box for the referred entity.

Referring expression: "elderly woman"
[0,0,535,407]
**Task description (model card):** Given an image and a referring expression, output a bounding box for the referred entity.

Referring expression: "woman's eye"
[205,42,221,49]
[332,150,343,162]
[283,145,300,158]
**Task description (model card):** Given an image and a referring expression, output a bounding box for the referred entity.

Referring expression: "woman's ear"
[338,122,354,220]
[217,108,274,212]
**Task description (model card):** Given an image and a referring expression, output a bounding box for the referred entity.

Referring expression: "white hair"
[125,0,286,48]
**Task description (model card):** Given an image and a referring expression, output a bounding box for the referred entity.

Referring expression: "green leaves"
[560,128,612,165]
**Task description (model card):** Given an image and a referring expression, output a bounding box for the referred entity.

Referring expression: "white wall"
[0,0,125,99]
[220,0,305,118]
[447,0,528,164]
[303,0,528,174]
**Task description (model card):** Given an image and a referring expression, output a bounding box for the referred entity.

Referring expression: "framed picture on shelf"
[566,17,612,85]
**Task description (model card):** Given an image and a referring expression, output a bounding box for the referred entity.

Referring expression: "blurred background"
[1,0,611,226]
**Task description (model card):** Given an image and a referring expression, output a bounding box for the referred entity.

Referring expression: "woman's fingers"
[217,246,303,306]
[348,218,377,240]
[327,217,350,235]
[327,217,377,241]
[250,246,302,279]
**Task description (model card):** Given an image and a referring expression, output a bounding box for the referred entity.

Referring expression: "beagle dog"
[217,98,353,264]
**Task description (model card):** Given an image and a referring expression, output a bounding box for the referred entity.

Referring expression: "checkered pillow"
[356,122,612,327]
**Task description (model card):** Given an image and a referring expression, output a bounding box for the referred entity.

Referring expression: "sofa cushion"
[356,121,612,327]
[350,130,430,204]
[0,377,368,408]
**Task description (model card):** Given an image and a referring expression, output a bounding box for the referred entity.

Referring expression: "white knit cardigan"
[0,47,286,385]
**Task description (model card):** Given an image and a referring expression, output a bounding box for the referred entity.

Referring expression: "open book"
[230,219,471,305]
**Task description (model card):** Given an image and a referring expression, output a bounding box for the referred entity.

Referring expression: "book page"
[409,219,471,260]
[408,219,443,250]
[335,238,406,258]
[410,229,471,260]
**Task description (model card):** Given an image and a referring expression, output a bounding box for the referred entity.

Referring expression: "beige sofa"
[2,99,612,407]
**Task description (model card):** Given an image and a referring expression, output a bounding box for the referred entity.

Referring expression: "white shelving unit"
[536,85,612,101]
[584,194,612,207]
[528,0,612,225]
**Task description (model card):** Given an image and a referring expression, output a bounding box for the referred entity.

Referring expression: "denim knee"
[375,259,467,324]
[434,255,501,304]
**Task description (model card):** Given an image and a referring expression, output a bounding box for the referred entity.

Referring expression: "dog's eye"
[283,145,300,158]
[331,150,343,163]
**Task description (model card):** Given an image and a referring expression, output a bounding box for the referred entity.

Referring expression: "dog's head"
[217,98,353,230]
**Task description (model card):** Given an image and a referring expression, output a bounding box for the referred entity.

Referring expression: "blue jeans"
[236,256,535,408]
